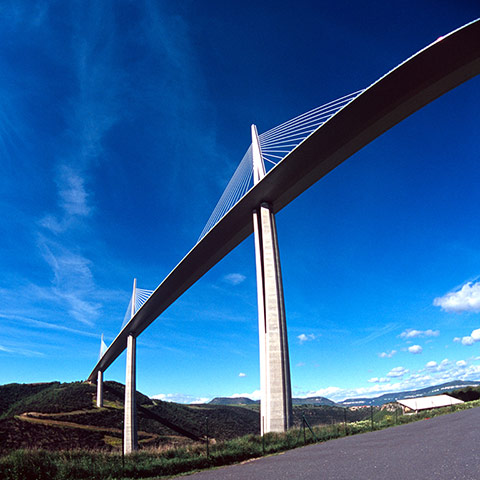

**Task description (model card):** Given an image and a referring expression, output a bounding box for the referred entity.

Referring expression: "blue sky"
[0,1,479,404]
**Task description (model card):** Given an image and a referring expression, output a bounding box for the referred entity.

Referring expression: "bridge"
[87,19,480,454]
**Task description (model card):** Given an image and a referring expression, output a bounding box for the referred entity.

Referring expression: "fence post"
[262,417,265,455]
[205,416,209,459]
[370,406,374,431]
[344,408,348,435]
[302,415,318,442]
[303,416,306,444]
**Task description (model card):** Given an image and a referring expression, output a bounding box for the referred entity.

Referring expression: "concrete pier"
[251,124,292,434]
[124,334,138,454]
[253,203,293,433]
[96,370,103,408]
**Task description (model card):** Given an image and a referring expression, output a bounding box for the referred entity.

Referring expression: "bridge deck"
[88,19,480,382]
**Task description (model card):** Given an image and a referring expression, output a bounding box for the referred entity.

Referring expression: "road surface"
[183,407,480,479]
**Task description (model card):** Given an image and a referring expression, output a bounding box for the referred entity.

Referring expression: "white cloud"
[294,356,480,403]
[471,329,480,341]
[453,329,480,346]
[400,329,439,339]
[298,333,316,344]
[229,390,261,401]
[387,366,409,377]
[238,372,246,377]
[223,273,246,286]
[368,377,390,383]
[379,350,397,358]
[152,393,210,404]
[408,345,423,354]
[434,282,480,313]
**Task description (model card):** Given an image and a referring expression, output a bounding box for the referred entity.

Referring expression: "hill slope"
[0,381,260,453]
[210,396,337,406]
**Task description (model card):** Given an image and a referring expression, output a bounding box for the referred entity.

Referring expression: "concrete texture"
[96,370,103,408]
[254,203,292,433]
[124,334,137,453]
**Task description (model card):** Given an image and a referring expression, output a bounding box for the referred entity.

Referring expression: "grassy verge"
[1,400,479,480]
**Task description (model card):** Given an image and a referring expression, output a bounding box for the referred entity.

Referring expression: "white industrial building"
[397,394,463,414]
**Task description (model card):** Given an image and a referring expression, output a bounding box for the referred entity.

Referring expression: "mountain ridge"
[209,380,480,407]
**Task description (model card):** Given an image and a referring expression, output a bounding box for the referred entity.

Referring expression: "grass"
[2,399,479,480]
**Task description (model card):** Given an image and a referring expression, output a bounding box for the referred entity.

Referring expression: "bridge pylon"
[96,370,103,408]
[124,279,138,454]
[251,125,293,434]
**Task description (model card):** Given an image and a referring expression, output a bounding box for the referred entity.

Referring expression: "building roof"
[397,394,463,411]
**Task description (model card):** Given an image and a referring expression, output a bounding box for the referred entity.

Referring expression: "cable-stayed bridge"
[87,19,480,454]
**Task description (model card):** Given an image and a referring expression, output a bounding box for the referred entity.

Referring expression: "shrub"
[0,450,58,480]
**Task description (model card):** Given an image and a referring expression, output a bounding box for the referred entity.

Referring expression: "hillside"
[209,396,337,406]
[0,381,260,453]
[3,379,476,453]
[0,381,371,453]
[292,396,338,406]
[209,397,257,405]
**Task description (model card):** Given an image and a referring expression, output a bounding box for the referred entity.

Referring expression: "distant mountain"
[209,397,257,405]
[292,396,338,406]
[338,381,480,407]
[209,396,337,406]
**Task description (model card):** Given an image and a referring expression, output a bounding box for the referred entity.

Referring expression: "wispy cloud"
[0,313,99,339]
[0,343,45,357]
[28,2,127,329]
[434,281,480,313]
[36,238,100,326]
[387,366,409,377]
[400,329,439,339]
[223,273,247,286]
[353,323,398,345]
[58,166,91,218]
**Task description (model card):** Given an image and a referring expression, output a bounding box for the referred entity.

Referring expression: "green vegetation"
[448,386,480,402]
[0,383,60,418]
[1,399,479,480]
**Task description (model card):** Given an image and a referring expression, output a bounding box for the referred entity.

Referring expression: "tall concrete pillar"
[253,204,293,433]
[96,370,103,408]
[124,334,138,454]
[251,125,293,434]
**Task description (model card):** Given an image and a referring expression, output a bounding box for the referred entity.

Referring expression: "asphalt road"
[183,407,480,479]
